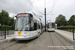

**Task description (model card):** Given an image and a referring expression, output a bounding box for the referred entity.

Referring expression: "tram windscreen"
[48,23,52,28]
[15,15,30,31]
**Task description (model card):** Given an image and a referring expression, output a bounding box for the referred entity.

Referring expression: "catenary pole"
[44,0,46,32]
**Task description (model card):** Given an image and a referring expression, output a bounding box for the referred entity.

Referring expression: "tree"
[0,12,1,24]
[9,17,15,26]
[69,15,75,26]
[0,10,10,25]
[55,14,67,26]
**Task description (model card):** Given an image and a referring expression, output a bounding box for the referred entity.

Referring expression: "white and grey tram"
[14,12,45,40]
[47,22,54,32]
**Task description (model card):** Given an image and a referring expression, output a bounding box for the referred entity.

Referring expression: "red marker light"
[37,24,39,25]
[49,23,52,24]
[18,15,21,17]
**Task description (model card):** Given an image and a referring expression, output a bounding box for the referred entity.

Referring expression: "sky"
[0,0,75,23]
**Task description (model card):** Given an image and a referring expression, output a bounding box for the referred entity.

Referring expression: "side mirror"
[15,16,17,17]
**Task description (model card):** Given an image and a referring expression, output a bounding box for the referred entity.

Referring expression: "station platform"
[54,29,75,43]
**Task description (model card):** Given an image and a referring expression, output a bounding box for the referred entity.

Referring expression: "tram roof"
[17,11,45,25]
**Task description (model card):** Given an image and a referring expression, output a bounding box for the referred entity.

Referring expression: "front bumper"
[15,35,38,40]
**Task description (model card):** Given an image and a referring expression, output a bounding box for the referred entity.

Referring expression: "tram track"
[2,41,18,50]
[0,32,74,50]
[53,32,71,50]
[2,39,34,50]
[1,41,28,50]
[17,42,28,50]
[49,32,55,50]
[0,41,17,50]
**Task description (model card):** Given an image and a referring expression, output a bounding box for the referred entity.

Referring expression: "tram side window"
[37,24,40,29]
[30,18,37,31]
[34,23,37,30]
[41,23,43,29]
[39,24,40,29]
[30,19,37,31]
[39,23,41,30]
[31,19,34,31]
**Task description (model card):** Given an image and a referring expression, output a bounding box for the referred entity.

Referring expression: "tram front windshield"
[15,16,30,31]
[49,23,52,28]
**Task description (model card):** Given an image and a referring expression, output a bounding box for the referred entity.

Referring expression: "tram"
[14,11,45,40]
[47,22,54,32]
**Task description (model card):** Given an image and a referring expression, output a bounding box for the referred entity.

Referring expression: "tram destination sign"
[17,14,28,17]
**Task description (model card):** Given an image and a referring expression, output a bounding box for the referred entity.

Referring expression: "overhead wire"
[30,0,44,16]
[28,0,57,16]
[27,0,44,17]
[31,0,41,13]
[47,0,57,15]
[51,0,57,13]
[26,0,38,12]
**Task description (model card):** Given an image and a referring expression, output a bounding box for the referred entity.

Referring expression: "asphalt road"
[0,32,75,50]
